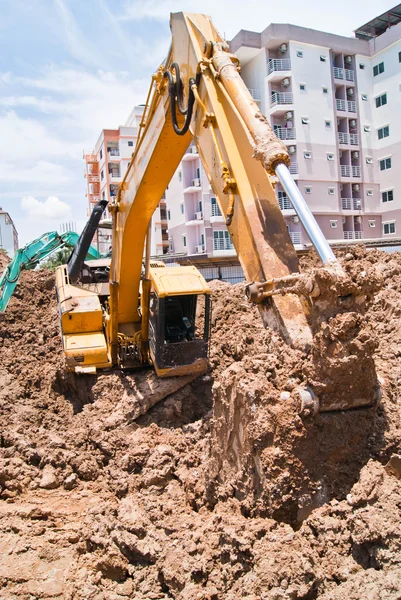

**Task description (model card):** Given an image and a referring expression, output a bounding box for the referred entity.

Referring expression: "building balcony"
[338,132,349,144]
[342,197,362,210]
[108,149,120,157]
[270,92,293,107]
[278,194,293,210]
[336,99,347,111]
[335,99,357,113]
[340,165,351,177]
[183,179,202,193]
[289,231,301,245]
[182,146,199,161]
[352,165,361,177]
[210,203,224,223]
[333,67,355,81]
[186,211,204,226]
[344,231,363,240]
[213,239,235,251]
[267,58,291,78]
[350,133,359,145]
[84,153,98,163]
[274,127,296,140]
[289,162,298,175]
[86,174,100,183]
[348,100,357,112]
[248,88,261,101]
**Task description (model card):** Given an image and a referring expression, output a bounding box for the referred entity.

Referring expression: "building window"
[361,94,368,101]
[128,141,134,147]
[320,55,327,62]
[300,84,306,91]
[305,186,312,193]
[304,151,312,159]
[328,187,335,194]
[322,87,328,94]
[301,117,309,124]
[100,149,103,160]
[101,169,104,180]
[297,50,303,58]
[375,93,387,108]
[201,233,205,246]
[180,203,184,214]
[178,171,182,182]
[382,190,394,203]
[373,62,384,76]
[196,167,201,179]
[399,51,401,62]
[330,220,338,228]
[378,125,390,139]
[327,153,334,160]
[383,222,396,235]
[380,157,392,171]
[182,235,187,247]
[325,120,331,128]
[359,63,365,69]
[167,209,171,220]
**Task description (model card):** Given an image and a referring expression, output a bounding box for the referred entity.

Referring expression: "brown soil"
[0,246,401,599]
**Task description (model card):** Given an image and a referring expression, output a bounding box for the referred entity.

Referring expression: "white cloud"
[0,161,72,185]
[21,195,72,220]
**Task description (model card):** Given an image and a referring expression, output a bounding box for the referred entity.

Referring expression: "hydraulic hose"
[164,63,201,136]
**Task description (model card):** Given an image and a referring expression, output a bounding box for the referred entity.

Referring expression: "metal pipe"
[275,162,338,266]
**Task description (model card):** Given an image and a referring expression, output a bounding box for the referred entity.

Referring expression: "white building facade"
[0,209,18,258]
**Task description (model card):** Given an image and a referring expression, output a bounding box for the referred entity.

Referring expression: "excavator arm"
[57,12,379,412]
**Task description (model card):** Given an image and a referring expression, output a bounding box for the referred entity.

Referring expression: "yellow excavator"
[55,12,379,413]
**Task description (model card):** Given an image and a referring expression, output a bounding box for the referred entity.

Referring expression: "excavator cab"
[148,265,211,377]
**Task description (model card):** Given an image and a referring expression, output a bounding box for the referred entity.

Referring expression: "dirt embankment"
[0,247,400,599]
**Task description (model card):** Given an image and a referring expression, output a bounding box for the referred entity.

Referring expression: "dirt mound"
[0,249,401,599]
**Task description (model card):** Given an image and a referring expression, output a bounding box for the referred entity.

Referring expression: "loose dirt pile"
[0,247,400,599]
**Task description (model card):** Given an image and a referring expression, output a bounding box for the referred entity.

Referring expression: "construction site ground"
[0,246,400,599]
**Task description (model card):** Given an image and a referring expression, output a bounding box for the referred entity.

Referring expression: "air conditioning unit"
[195,245,204,253]
[369,221,376,228]
[292,216,299,223]
[279,43,288,54]
[353,184,360,192]
[195,211,203,220]
[288,145,296,154]
[192,178,201,187]
[352,151,359,159]
[350,119,357,128]
[347,88,354,97]
[281,78,290,87]
[284,111,293,121]
[191,146,198,154]
[355,216,361,224]
[345,55,352,64]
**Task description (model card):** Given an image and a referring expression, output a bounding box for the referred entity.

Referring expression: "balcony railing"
[342,198,352,210]
[248,88,261,100]
[278,194,293,210]
[274,127,296,140]
[270,92,293,107]
[348,100,356,112]
[345,69,355,82]
[336,99,346,111]
[344,231,363,240]
[211,203,222,217]
[108,149,120,157]
[267,58,291,75]
[289,163,298,175]
[352,165,361,177]
[289,232,301,245]
[340,165,351,177]
[213,238,234,251]
[109,170,121,178]
[338,132,349,144]
[350,133,359,145]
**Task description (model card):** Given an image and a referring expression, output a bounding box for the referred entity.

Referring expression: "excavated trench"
[0,246,400,599]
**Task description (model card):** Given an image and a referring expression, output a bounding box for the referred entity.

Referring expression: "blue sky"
[0,0,396,245]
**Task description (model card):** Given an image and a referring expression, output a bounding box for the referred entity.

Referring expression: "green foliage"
[40,248,71,271]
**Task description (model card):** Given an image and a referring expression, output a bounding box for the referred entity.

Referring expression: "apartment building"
[0,208,18,258]
[84,106,167,255]
[229,5,401,244]
[165,143,236,258]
